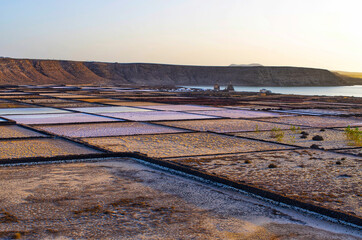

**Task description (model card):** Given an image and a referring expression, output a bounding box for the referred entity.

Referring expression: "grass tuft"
[270,128,284,142]
[344,125,361,146]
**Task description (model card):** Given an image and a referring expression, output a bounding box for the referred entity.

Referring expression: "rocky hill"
[0,58,354,86]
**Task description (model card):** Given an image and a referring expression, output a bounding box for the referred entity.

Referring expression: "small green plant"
[255,124,260,133]
[296,126,302,133]
[270,127,284,142]
[344,125,361,146]
[290,125,296,132]
[289,135,296,143]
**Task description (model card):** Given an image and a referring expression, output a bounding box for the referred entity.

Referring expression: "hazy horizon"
[1,0,361,72]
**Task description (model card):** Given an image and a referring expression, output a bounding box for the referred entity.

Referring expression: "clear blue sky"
[1,0,361,71]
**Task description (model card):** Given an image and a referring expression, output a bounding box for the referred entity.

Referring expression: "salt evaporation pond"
[83,132,293,158]
[4,113,121,125]
[99,111,220,121]
[66,106,153,114]
[0,125,46,139]
[0,107,70,115]
[0,138,101,159]
[185,109,289,119]
[139,104,223,111]
[36,122,189,137]
[156,119,299,133]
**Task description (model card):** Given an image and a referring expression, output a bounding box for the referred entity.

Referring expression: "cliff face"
[0,58,348,86]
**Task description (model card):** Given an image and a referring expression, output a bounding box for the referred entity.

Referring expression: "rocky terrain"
[0,57,358,86]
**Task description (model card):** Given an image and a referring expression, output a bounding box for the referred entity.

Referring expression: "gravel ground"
[261,116,362,128]
[0,158,360,239]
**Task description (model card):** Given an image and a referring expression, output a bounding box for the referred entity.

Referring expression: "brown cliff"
[0,58,354,86]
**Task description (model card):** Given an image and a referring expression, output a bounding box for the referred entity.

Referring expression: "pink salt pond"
[0,107,70,115]
[98,111,219,121]
[4,113,120,125]
[66,106,152,114]
[36,122,189,138]
[137,104,223,111]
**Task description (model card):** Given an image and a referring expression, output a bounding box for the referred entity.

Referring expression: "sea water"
[181,85,362,97]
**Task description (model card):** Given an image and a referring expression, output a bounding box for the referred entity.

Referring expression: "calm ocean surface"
[181,85,362,97]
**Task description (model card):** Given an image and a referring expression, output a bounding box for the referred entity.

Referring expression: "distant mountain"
[229,63,263,67]
[0,57,353,86]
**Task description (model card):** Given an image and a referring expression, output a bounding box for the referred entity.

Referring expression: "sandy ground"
[0,139,100,159]
[0,158,360,240]
[82,132,292,158]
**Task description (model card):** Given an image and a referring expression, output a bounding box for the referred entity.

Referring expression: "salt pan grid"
[138,104,223,111]
[261,116,362,128]
[164,150,362,218]
[0,125,46,138]
[185,109,288,119]
[82,132,293,158]
[155,119,298,133]
[4,113,121,125]
[98,111,219,121]
[36,122,189,138]
[0,138,101,160]
[66,106,153,114]
[0,107,70,115]
[106,101,168,106]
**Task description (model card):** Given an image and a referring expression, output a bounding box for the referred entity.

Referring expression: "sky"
[0,0,361,72]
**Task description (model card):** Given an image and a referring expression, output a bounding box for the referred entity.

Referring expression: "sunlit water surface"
[181,85,362,97]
